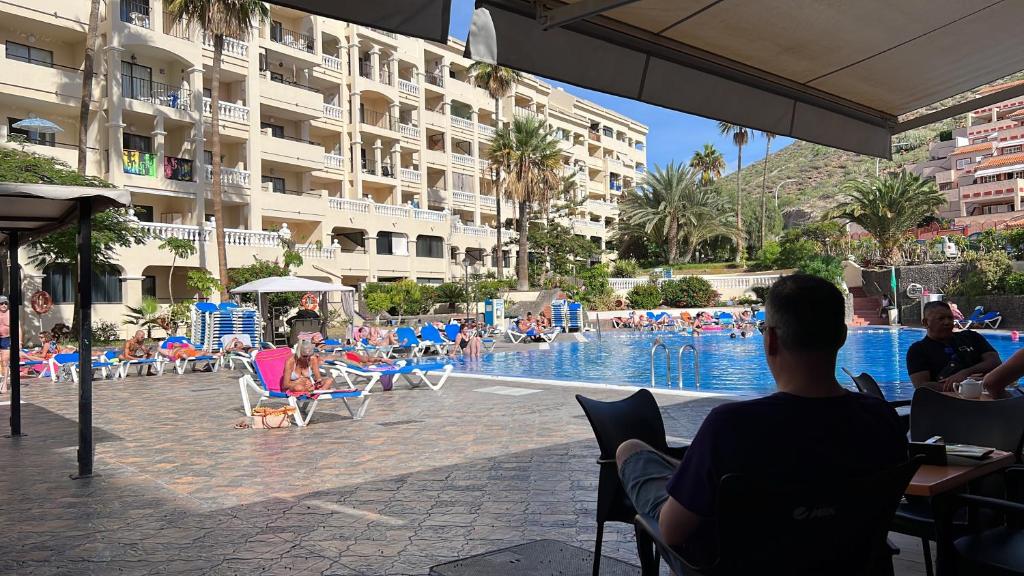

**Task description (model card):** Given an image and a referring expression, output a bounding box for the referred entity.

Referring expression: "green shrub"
[955,250,1013,296]
[797,255,845,289]
[751,285,770,302]
[627,283,663,309]
[92,320,122,344]
[777,238,819,268]
[435,282,467,309]
[1005,272,1024,295]
[473,278,513,301]
[754,241,781,270]
[659,277,718,307]
[938,129,953,142]
[611,258,641,278]
[365,292,392,316]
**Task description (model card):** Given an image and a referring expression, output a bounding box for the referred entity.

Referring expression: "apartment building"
[907,80,1024,233]
[0,0,647,327]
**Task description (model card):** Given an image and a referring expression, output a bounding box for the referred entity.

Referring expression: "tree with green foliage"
[627,283,663,310]
[158,236,197,303]
[611,258,641,278]
[527,220,601,284]
[575,263,614,310]
[186,269,223,299]
[718,122,750,262]
[660,276,718,307]
[169,0,269,300]
[827,171,945,265]
[689,143,726,186]
[435,282,467,311]
[797,255,845,289]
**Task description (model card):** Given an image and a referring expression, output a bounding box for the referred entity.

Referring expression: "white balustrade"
[321,54,343,71]
[607,274,783,293]
[480,195,497,208]
[223,228,282,247]
[413,208,445,222]
[587,199,618,211]
[375,204,412,218]
[451,116,474,130]
[574,218,604,230]
[203,34,248,58]
[328,197,371,213]
[478,158,490,170]
[297,243,337,259]
[399,123,420,139]
[452,154,475,167]
[204,165,251,187]
[453,222,496,238]
[398,79,420,95]
[323,103,343,120]
[514,106,537,118]
[606,157,624,170]
[452,190,474,204]
[202,98,250,123]
[400,168,422,183]
[324,153,344,169]
[478,124,496,138]
[136,221,209,242]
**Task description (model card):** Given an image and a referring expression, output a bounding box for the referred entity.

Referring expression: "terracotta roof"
[979,80,1024,96]
[1007,109,1024,119]
[952,141,994,155]
[976,151,1024,170]
[998,215,1024,229]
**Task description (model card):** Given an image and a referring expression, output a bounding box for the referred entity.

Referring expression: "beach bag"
[250,406,295,429]
[381,373,394,391]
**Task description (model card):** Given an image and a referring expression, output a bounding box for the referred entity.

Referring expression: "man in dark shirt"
[615,275,908,565]
[906,301,1000,391]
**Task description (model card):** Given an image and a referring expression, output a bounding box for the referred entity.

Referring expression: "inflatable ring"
[300,292,319,311]
[30,290,52,314]
[613,297,626,310]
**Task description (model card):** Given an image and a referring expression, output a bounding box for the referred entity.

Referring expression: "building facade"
[0,0,647,330]
[907,80,1024,233]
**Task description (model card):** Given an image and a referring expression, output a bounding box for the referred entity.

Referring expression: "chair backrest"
[218,301,238,310]
[161,335,190,349]
[576,389,670,460]
[719,312,734,324]
[54,352,79,364]
[910,388,1024,458]
[445,324,461,342]
[754,310,766,322]
[395,326,419,346]
[253,347,294,393]
[220,333,252,349]
[194,302,218,313]
[848,371,886,401]
[421,325,444,344]
[645,311,656,320]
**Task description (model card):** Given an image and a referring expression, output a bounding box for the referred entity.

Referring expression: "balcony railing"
[370,28,398,39]
[588,199,618,211]
[202,98,249,123]
[266,132,321,146]
[270,27,315,54]
[269,75,320,94]
[121,0,151,28]
[123,150,157,177]
[321,54,342,72]
[202,34,248,58]
[589,130,601,142]
[328,197,371,213]
[453,222,497,238]
[452,154,475,168]
[413,208,445,222]
[453,190,474,204]
[451,116,474,130]
[163,12,190,39]
[163,156,194,182]
[224,228,281,247]
[398,123,420,139]
[360,108,395,131]
[324,153,344,169]
[574,218,605,230]
[398,79,420,95]
[123,77,192,110]
[323,103,343,120]
[376,204,411,218]
[424,72,444,88]
[480,196,497,208]
[358,60,373,80]
[514,106,537,118]
[378,65,393,86]
[478,124,496,138]
[136,221,210,242]
[204,165,251,187]
[400,168,422,183]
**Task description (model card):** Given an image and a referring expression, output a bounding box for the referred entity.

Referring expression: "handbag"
[251,406,296,429]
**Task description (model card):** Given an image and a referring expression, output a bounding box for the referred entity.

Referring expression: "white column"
[369,46,381,83]
[373,138,383,178]
[407,239,417,281]
[390,142,401,204]
[364,234,378,282]
[388,55,398,87]
[105,45,126,186]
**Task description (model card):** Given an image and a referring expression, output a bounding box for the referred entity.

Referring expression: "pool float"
[699,323,724,331]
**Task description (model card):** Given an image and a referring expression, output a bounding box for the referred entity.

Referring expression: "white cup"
[955,378,983,399]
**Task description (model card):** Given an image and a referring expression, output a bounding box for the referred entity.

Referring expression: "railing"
[123,150,157,176]
[424,72,444,87]
[587,199,618,211]
[204,165,251,187]
[376,204,412,218]
[606,157,624,170]
[480,195,497,208]
[478,158,490,170]
[223,228,281,247]
[451,116,474,130]
[398,123,420,139]
[321,54,343,71]
[453,222,496,238]
[514,106,537,118]
[650,338,669,388]
[413,208,445,222]
[607,274,783,292]
[269,75,320,94]
[378,65,393,86]
[400,168,422,183]
[136,221,209,242]
[264,131,321,146]
[296,243,336,260]
[121,0,151,28]
[677,345,700,389]
[163,156,194,182]
[589,131,601,142]
[452,190,474,204]
[202,34,248,58]
[270,27,315,54]
[371,28,397,39]
[452,154,475,167]
[163,12,190,39]
[478,124,496,138]
[328,197,371,213]
[358,61,374,80]
[398,79,420,95]
[324,153,344,169]
[323,103,343,120]
[574,219,604,230]
[360,108,395,130]
[123,77,191,110]
[203,98,249,122]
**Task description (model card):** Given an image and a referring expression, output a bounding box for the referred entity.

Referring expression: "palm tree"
[758,131,776,250]
[827,171,945,265]
[77,0,102,174]
[168,0,269,300]
[468,63,522,281]
[488,115,562,291]
[718,122,750,262]
[689,143,726,186]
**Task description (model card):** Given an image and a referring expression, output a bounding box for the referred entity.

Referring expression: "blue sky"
[447,0,793,173]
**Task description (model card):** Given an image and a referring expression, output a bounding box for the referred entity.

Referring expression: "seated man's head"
[922,301,954,340]
[134,330,145,341]
[763,275,847,380]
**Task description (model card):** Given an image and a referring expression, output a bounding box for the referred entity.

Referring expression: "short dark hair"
[765,275,847,354]
[922,300,951,317]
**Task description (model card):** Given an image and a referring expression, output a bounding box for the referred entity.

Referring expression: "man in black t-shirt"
[906,301,1000,392]
[615,275,907,566]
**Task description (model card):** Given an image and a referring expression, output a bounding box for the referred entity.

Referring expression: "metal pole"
[75,198,93,478]
[8,231,23,437]
[773,179,797,212]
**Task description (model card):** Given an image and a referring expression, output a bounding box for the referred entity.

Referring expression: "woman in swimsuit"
[450,324,481,358]
[282,339,335,396]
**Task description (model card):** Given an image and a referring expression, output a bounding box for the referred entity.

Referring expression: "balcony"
[359,108,395,132]
[260,132,324,170]
[358,60,374,80]
[451,116,474,131]
[401,168,422,183]
[260,75,322,116]
[323,103,344,121]
[270,27,315,54]
[296,242,338,261]
[203,34,248,58]
[324,153,344,170]
[328,197,371,213]
[574,219,605,231]
[398,79,420,95]
[424,72,445,88]
[121,0,151,28]
[224,228,282,248]
[478,124,496,139]
[203,98,249,123]
[0,51,83,107]
[328,197,447,223]
[514,106,538,118]
[589,130,601,142]
[261,186,326,217]
[163,11,190,40]
[321,54,343,72]
[959,178,1024,202]
[605,157,624,171]
[453,190,474,205]
[163,156,195,182]
[123,77,192,111]
[398,123,420,139]
[122,150,158,177]
[452,154,475,169]
[453,222,497,238]
[204,166,251,187]
[136,221,210,242]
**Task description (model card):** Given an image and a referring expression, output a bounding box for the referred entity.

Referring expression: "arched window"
[43,264,123,304]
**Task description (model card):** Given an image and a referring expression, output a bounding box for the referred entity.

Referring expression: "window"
[6,41,52,67]
[141,275,157,298]
[261,121,284,138]
[261,176,285,193]
[376,232,408,256]
[270,20,283,42]
[270,71,284,83]
[416,235,444,258]
[956,158,973,170]
[8,117,54,146]
[203,88,211,99]
[377,232,394,255]
[123,132,152,153]
[1002,145,1022,154]
[121,61,152,100]
[43,264,122,304]
[635,141,646,151]
[602,126,613,137]
[204,150,213,165]
[939,183,953,191]
[133,205,154,222]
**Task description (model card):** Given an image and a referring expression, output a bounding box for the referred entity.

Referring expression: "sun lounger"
[978,310,1003,329]
[238,347,370,425]
[419,325,450,356]
[326,359,453,393]
[718,312,735,327]
[215,333,256,372]
[508,326,560,343]
[956,306,984,329]
[394,327,433,357]
[160,336,218,375]
[49,352,117,383]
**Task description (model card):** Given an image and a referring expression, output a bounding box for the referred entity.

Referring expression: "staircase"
[850,287,887,326]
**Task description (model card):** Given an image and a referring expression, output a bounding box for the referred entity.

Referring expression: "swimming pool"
[452,328,1024,400]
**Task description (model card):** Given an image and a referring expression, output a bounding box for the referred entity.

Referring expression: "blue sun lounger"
[419,325,450,356]
[325,359,453,393]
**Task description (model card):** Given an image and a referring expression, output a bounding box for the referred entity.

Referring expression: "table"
[906,450,1014,575]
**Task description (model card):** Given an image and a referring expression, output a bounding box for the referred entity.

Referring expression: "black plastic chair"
[894,388,1024,576]
[634,458,922,576]
[576,389,686,576]
[953,465,1024,575]
[843,369,911,433]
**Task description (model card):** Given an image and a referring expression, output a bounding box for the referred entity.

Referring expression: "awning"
[466,1,1024,159]
[0,182,131,242]
[269,0,452,43]
[231,275,354,294]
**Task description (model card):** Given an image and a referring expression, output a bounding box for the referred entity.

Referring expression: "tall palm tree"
[827,171,945,265]
[717,122,749,262]
[168,0,268,300]
[77,0,102,174]
[468,62,522,281]
[689,143,725,186]
[488,115,562,291]
[758,131,776,250]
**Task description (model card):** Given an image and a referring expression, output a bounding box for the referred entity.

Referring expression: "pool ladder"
[649,340,701,389]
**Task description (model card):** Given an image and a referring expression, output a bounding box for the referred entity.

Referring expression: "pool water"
[452,328,1024,400]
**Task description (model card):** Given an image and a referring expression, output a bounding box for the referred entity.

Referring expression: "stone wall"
[862,264,965,325]
[946,296,1024,329]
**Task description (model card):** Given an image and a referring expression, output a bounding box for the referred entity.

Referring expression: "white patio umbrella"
[231,275,354,342]
[12,118,63,134]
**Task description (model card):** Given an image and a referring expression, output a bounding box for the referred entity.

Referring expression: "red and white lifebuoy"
[300,292,319,311]
[30,290,52,315]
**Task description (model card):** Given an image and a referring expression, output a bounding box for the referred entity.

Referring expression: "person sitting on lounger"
[122,330,157,375]
[341,348,395,367]
[160,339,212,372]
[282,339,336,396]
[450,323,482,358]
[615,275,907,567]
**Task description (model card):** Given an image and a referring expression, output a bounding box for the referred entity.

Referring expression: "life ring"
[613,297,626,310]
[300,292,318,311]
[30,290,52,314]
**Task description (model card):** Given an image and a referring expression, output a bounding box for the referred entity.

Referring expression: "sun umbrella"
[12,118,63,134]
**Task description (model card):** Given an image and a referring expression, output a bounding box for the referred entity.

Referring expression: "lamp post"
[774,179,797,211]
[462,256,471,321]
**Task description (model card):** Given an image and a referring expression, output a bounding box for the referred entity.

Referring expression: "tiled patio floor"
[0,368,929,575]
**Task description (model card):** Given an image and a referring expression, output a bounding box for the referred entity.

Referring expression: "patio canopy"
[269,0,452,42]
[231,275,354,294]
[466,0,1024,159]
[0,183,130,242]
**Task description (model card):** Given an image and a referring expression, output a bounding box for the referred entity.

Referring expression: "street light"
[462,255,471,321]
[774,179,797,211]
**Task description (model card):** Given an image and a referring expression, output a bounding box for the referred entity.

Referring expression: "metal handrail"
[677,344,700,389]
[650,337,669,388]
